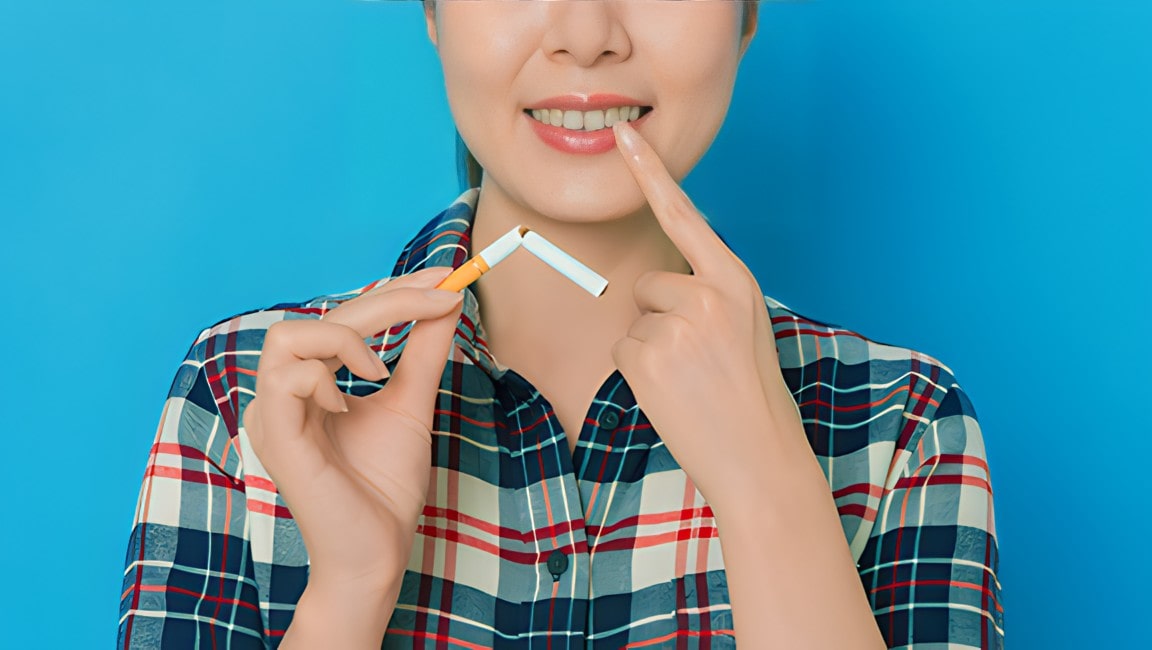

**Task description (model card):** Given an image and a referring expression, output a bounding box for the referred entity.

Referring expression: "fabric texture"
[118,188,1004,648]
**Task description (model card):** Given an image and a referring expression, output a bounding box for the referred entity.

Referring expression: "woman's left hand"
[610,122,810,510]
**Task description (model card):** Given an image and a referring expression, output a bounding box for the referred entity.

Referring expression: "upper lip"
[526,93,652,112]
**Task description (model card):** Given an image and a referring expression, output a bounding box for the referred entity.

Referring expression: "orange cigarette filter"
[435,225,529,293]
[436,256,492,293]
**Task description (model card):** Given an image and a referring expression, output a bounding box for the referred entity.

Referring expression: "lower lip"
[527,110,653,155]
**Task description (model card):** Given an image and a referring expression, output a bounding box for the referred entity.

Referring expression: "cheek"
[439,37,503,102]
[663,49,738,104]
[436,6,536,92]
[649,39,742,177]
[639,7,741,76]
[436,15,535,151]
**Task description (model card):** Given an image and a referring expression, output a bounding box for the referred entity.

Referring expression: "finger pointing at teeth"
[608,117,803,510]
[611,121,731,280]
[612,117,786,394]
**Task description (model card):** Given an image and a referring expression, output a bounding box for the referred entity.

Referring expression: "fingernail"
[613,122,636,151]
[367,349,389,377]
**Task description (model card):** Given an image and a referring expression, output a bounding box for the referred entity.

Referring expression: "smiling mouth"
[523,106,654,132]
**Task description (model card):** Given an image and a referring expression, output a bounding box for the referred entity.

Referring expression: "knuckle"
[260,359,324,395]
[638,346,662,378]
[258,367,290,393]
[633,270,660,296]
[334,322,365,348]
[300,358,330,381]
[263,320,293,348]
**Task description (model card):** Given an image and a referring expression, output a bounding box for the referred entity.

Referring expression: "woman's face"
[425,1,755,223]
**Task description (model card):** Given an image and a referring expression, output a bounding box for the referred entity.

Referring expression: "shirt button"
[600,410,620,430]
[546,549,569,580]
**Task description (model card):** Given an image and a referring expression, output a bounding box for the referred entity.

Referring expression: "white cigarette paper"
[478,225,526,269]
[520,231,609,297]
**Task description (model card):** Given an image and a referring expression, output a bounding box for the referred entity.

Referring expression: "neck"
[472,179,691,281]
[469,178,691,365]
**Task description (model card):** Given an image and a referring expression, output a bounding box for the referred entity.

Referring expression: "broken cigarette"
[434,224,608,297]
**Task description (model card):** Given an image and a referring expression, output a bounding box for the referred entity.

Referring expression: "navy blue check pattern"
[120,189,1004,648]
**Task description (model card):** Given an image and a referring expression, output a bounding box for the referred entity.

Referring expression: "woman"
[119,2,1003,648]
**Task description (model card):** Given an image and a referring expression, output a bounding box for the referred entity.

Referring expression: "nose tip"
[553,47,621,68]
[543,2,630,67]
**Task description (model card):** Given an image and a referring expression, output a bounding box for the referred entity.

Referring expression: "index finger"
[613,121,727,277]
[321,267,456,338]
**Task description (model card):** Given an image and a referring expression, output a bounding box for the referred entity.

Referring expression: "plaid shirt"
[119,189,1004,648]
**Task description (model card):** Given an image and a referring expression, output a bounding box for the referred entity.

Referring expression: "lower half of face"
[433,1,747,223]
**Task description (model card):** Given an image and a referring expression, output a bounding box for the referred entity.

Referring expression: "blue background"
[2,1,1148,646]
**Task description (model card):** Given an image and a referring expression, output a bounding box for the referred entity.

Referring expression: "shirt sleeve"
[858,375,1005,649]
[118,331,267,648]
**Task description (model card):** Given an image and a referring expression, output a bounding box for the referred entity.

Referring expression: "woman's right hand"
[241,266,464,596]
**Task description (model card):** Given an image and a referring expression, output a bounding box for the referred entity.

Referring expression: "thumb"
[383,290,464,421]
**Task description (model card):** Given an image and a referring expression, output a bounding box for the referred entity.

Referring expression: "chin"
[517,180,649,224]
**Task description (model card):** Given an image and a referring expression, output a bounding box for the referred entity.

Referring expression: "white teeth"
[529,105,647,131]
[562,110,583,130]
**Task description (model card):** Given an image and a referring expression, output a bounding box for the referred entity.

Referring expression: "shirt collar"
[369,188,791,383]
[376,188,507,380]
